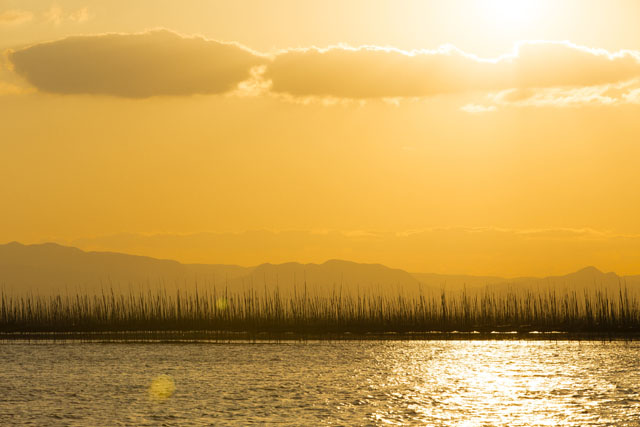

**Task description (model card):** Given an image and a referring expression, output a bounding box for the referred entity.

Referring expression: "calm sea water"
[0,341,639,426]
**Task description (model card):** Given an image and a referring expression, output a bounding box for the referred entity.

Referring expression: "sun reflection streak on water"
[369,341,637,426]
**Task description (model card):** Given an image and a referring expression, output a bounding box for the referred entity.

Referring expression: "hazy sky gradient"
[2,0,640,275]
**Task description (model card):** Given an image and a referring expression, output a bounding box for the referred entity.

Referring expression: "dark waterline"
[3,330,640,343]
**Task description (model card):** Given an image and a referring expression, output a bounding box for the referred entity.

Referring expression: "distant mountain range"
[0,242,638,295]
[412,266,639,292]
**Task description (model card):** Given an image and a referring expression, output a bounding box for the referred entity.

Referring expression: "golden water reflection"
[371,341,635,425]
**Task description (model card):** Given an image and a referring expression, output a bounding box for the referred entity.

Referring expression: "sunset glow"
[1,0,640,277]
[2,3,640,426]
[476,0,543,30]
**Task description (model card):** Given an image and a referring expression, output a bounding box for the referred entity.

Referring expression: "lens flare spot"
[149,374,176,400]
[216,297,228,311]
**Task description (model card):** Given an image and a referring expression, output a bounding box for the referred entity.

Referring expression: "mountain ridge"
[1,242,638,295]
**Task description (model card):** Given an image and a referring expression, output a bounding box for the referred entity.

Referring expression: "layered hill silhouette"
[0,242,638,295]
[0,242,419,295]
[413,266,638,293]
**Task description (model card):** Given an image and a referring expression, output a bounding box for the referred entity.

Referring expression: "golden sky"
[2,0,640,276]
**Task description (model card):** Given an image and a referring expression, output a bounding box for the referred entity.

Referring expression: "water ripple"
[0,341,639,425]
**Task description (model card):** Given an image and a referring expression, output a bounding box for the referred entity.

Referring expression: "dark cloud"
[265,46,495,98]
[7,34,640,100]
[8,30,265,97]
[265,42,640,99]
[511,43,640,88]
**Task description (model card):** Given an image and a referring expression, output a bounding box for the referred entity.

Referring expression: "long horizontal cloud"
[8,30,265,97]
[266,42,640,99]
[0,9,33,25]
[67,227,640,277]
[7,31,640,101]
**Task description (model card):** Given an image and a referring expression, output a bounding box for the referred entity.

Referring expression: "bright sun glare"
[478,0,541,30]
